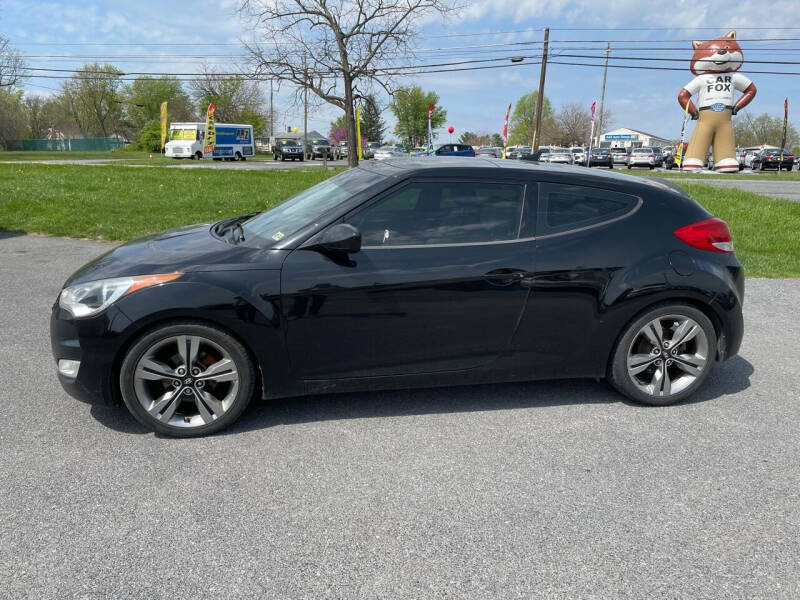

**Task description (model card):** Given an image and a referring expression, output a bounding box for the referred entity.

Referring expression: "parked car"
[273,139,304,161]
[410,146,428,157]
[51,158,745,437]
[373,145,406,160]
[506,146,531,159]
[308,138,340,160]
[365,141,382,159]
[434,143,476,157]
[587,147,614,168]
[750,148,795,171]
[610,147,628,165]
[652,147,665,167]
[544,147,574,164]
[339,141,349,158]
[476,147,502,158]
[627,147,657,170]
[571,147,587,165]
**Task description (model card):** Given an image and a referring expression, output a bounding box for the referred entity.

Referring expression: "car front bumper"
[50,303,134,406]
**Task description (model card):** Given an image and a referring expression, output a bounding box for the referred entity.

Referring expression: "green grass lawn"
[0,164,797,277]
[0,150,276,163]
[0,164,341,240]
[678,183,800,278]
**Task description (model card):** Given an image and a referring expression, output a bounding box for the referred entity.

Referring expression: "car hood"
[64,223,287,287]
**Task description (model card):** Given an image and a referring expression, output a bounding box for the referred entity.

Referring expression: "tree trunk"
[344,73,358,168]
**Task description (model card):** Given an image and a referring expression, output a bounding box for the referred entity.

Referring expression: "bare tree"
[189,66,267,127]
[553,103,591,147]
[239,0,459,166]
[0,35,26,88]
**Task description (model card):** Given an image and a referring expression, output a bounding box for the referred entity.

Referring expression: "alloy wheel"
[626,315,709,397]
[132,335,239,428]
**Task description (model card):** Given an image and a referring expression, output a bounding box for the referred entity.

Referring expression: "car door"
[280,178,535,379]
[510,181,643,377]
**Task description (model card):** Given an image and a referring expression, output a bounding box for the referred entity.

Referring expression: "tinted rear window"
[538,183,640,235]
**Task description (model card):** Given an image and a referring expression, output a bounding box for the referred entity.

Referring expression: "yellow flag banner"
[204,103,216,155]
[159,101,168,149]
[356,105,363,160]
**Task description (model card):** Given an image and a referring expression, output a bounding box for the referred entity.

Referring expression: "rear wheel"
[120,321,255,437]
[235,152,242,161]
[608,304,716,406]
[195,151,203,160]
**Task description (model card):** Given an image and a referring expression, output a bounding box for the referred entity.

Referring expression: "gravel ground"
[1,232,798,599]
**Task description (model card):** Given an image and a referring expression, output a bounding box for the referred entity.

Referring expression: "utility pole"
[269,79,274,142]
[532,27,549,152]
[595,43,610,147]
[303,55,308,160]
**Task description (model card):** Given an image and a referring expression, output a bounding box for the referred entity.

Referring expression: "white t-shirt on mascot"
[683,73,752,110]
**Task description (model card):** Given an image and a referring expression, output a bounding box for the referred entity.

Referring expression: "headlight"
[59,273,181,318]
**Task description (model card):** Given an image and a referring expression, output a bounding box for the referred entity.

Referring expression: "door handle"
[483,268,526,286]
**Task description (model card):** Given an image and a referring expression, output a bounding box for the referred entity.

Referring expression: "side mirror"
[315,223,361,254]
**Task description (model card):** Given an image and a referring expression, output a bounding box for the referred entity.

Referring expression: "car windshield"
[279,140,299,147]
[369,142,382,148]
[242,168,385,245]
[552,148,569,153]
[571,148,583,152]
[378,146,395,152]
[593,149,609,155]
[311,139,328,145]
[634,148,653,153]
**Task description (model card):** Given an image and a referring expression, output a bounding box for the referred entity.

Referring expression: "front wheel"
[608,304,716,406]
[120,321,256,437]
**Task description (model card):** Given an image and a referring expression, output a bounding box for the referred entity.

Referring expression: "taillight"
[648,154,654,158]
[674,217,734,253]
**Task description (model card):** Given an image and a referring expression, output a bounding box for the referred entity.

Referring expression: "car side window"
[348,181,525,246]
[537,183,639,235]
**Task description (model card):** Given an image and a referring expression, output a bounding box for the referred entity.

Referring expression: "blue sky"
[3,0,799,141]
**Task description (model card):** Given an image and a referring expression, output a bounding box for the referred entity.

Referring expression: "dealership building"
[598,127,672,149]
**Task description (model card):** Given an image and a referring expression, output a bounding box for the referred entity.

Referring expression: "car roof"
[353,157,684,196]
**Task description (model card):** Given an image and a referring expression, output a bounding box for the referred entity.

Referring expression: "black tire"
[607,303,717,407]
[281,156,286,162]
[649,165,654,170]
[235,152,242,161]
[195,152,203,160]
[300,156,304,162]
[120,321,256,437]
[627,165,631,170]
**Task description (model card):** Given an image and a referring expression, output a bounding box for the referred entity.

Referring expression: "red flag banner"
[502,103,511,144]
[428,104,434,120]
[590,100,597,121]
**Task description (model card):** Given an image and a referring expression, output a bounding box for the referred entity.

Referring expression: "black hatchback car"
[52,159,744,437]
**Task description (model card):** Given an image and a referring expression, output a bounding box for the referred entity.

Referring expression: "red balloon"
[448,126,454,134]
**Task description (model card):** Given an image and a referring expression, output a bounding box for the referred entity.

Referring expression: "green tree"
[23,94,49,139]
[361,95,386,143]
[190,69,267,135]
[491,133,503,147]
[330,114,346,130]
[0,88,26,148]
[508,91,554,146]
[124,76,194,133]
[734,111,799,149]
[136,120,163,152]
[60,63,125,137]
[390,86,446,146]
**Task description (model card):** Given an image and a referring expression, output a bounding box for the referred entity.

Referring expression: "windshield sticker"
[272,231,285,241]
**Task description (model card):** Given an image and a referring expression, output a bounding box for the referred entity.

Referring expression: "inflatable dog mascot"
[678,30,757,172]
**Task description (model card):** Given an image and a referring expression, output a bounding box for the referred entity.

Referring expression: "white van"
[164,122,254,160]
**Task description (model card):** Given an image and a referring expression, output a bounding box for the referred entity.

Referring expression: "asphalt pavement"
[1,232,799,599]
